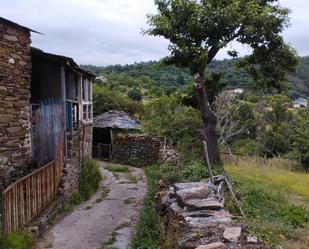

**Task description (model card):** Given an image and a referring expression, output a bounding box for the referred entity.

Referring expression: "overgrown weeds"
[130,165,179,249]
[0,232,34,249]
[106,165,130,173]
[158,159,223,183]
[225,164,309,248]
[78,158,102,201]
[53,158,102,216]
[130,165,163,249]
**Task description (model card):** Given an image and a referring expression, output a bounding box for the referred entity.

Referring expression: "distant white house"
[95,75,107,82]
[293,97,308,108]
[227,88,244,96]
[232,88,244,94]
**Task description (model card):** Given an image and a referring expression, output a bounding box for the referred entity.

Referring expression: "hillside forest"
[81,57,309,171]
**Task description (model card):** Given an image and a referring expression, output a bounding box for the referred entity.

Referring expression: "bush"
[128,88,143,102]
[231,138,261,156]
[181,161,209,182]
[142,96,202,160]
[78,158,102,201]
[0,232,34,249]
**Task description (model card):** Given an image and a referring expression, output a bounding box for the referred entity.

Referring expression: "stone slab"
[223,227,242,242]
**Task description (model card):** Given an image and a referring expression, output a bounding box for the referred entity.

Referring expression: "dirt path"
[37,161,147,249]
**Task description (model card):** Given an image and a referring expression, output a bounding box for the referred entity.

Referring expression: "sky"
[1,0,308,66]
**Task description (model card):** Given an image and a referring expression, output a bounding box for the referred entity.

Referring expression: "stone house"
[93,110,161,166]
[0,17,94,196]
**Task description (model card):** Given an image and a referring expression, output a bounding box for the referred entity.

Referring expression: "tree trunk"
[194,74,222,165]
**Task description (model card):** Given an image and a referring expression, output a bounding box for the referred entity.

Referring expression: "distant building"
[92,110,161,165]
[293,97,308,108]
[226,88,244,97]
[95,75,107,82]
[232,88,244,94]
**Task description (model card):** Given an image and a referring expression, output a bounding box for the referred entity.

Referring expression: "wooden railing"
[1,132,65,235]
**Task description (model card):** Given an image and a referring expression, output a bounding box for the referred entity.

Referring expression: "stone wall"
[0,21,32,191]
[59,124,93,197]
[112,131,161,166]
[82,124,93,158]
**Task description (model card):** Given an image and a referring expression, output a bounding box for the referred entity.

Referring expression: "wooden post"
[203,140,214,184]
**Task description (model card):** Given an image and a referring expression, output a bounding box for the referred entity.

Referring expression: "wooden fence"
[1,131,65,235]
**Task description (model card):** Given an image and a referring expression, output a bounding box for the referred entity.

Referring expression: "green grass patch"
[52,159,103,218]
[225,164,309,248]
[0,232,34,249]
[106,165,130,173]
[130,165,163,249]
[100,231,117,249]
[79,158,102,201]
[115,222,129,231]
[96,188,110,203]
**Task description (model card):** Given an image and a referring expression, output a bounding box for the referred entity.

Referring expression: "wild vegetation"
[55,158,102,213]
[0,232,34,249]
[225,160,309,248]
[84,1,308,248]
[82,56,309,100]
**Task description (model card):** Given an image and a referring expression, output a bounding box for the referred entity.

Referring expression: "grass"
[100,231,117,249]
[130,165,164,249]
[225,163,309,249]
[100,223,129,249]
[106,165,130,173]
[119,173,140,184]
[123,197,136,205]
[78,158,103,201]
[0,232,34,249]
[95,188,110,203]
[50,158,103,221]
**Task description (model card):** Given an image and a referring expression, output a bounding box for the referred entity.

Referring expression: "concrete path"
[36,161,147,249]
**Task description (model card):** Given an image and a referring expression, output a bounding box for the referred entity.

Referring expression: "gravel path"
[36,161,147,249]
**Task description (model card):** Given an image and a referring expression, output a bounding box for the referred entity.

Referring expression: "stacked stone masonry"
[0,22,32,191]
[60,124,93,197]
[112,132,161,166]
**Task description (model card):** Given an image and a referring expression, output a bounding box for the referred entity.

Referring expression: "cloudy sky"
[1,0,308,65]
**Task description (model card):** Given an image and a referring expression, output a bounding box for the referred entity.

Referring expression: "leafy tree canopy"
[146,0,299,91]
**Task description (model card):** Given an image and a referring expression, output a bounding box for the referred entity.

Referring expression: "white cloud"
[0,0,308,65]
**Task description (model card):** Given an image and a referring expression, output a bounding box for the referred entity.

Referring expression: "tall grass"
[0,232,34,249]
[225,157,309,249]
[131,165,162,249]
[78,158,102,201]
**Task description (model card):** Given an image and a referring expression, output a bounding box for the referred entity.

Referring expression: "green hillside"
[81,56,309,98]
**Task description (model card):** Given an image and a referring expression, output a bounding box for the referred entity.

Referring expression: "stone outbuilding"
[93,110,161,166]
[0,17,95,195]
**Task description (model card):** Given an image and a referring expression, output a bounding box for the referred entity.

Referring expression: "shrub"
[128,88,143,102]
[78,158,102,201]
[181,161,209,182]
[0,232,34,249]
[231,138,261,156]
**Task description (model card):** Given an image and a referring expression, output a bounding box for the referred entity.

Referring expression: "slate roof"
[0,17,42,34]
[93,110,141,130]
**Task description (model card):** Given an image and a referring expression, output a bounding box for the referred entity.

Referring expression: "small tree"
[128,88,143,102]
[145,0,298,165]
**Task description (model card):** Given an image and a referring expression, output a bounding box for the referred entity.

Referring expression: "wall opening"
[92,127,112,159]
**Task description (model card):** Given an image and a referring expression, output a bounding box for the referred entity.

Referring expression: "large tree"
[145,0,298,165]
